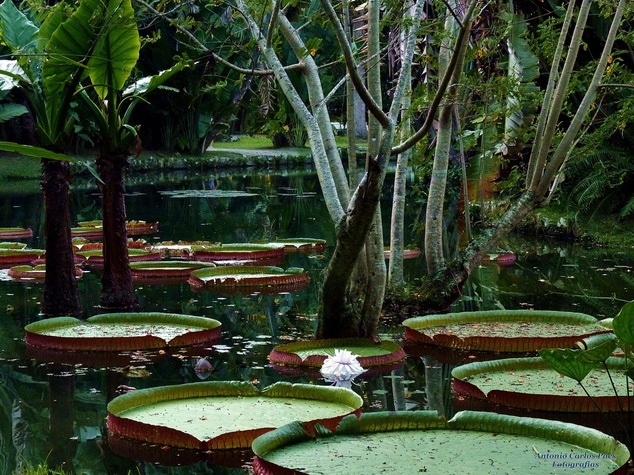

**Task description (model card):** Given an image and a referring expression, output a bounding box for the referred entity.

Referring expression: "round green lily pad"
[269,338,406,369]
[452,356,631,412]
[263,238,327,254]
[107,381,363,451]
[0,227,33,239]
[25,312,221,352]
[77,248,162,267]
[188,266,309,294]
[403,310,610,353]
[188,243,285,265]
[130,260,216,282]
[9,264,83,281]
[0,248,44,267]
[252,411,629,475]
[0,242,27,249]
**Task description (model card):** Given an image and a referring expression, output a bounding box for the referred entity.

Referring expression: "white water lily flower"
[320,349,365,389]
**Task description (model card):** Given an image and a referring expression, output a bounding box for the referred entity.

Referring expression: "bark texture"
[41,159,82,317]
[97,153,138,311]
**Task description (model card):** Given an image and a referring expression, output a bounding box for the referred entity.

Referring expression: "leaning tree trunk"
[97,153,138,311]
[41,159,82,317]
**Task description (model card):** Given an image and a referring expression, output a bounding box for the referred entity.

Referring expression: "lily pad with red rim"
[0,227,33,239]
[403,310,610,353]
[252,410,629,475]
[106,381,363,451]
[268,338,406,374]
[25,312,221,352]
[452,356,632,413]
[130,260,216,283]
[188,243,286,265]
[77,248,162,268]
[263,238,327,254]
[8,264,83,281]
[0,248,45,268]
[188,266,309,294]
[0,242,27,249]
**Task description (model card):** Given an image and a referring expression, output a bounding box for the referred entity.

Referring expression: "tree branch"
[136,0,303,76]
[319,0,390,127]
[391,0,479,156]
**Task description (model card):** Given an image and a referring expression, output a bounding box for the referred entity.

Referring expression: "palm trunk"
[41,159,82,317]
[97,153,138,311]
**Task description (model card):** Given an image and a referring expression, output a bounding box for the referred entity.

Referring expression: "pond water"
[1,165,634,474]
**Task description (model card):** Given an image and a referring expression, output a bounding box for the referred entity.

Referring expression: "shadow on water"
[2,166,634,473]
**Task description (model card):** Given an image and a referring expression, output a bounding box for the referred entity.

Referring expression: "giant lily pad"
[73,220,159,239]
[269,338,406,370]
[0,227,33,239]
[0,248,44,267]
[403,310,610,353]
[25,312,221,352]
[263,238,327,254]
[77,248,162,267]
[9,264,83,281]
[188,266,308,294]
[452,356,633,412]
[130,260,216,283]
[252,411,629,475]
[107,381,363,451]
[0,242,27,249]
[188,243,285,266]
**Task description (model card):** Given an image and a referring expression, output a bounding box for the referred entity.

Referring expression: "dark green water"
[1,167,633,474]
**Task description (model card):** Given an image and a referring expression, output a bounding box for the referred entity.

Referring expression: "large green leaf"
[0,103,28,122]
[452,356,631,412]
[539,333,618,382]
[612,300,634,346]
[107,381,363,450]
[0,142,77,161]
[252,411,629,475]
[403,309,609,353]
[25,312,222,351]
[0,0,38,59]
[87,0,140,99]
[43,0,139,116]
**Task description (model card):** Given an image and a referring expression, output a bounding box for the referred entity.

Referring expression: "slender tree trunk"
[97,153,138,311]
[41,159,82,318]
[388,67,412,287]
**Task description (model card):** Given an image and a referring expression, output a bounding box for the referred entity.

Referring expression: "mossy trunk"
[41,159,82,317]
[97,153,138,311]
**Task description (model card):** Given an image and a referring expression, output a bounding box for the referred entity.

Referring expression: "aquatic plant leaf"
[612,301,634,346]
[539,333,617,382]
[403,310,610,353]
[25,312,221,351]
[452,356,631,412]
[107,381,363,450]
[188,265,308,293]
[269,338,405,368]
[539,348,599,382]
[252,411,629,475]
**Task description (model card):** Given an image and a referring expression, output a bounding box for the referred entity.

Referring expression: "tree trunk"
[97,153,138,311]
[318,136,393,339]
[41,159,82,318]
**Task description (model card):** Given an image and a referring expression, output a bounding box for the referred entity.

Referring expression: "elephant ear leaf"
[612,301,634,358]
[539,333,617,382]
[87,0,140,99]
[504,12,539,144]
[0,0,38,56]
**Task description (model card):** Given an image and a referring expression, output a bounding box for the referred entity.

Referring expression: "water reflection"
[3,168,634,472]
